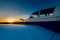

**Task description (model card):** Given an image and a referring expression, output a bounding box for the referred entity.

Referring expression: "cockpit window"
[29,7,56,18]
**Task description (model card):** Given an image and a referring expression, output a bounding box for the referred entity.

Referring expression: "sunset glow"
[0,17,25,23]
[7,18,15,23]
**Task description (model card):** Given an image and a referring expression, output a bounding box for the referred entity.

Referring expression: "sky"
[0,0,60,19]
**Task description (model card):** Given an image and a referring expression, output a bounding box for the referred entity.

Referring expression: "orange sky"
[0,18,25,22]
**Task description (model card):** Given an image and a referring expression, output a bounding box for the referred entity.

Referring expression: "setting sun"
[7,18,15,23]
[0,17,25,23]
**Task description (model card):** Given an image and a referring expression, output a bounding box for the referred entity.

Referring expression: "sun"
[7,18,15,23]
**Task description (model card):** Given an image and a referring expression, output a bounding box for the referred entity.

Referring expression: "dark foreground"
[0,21,60,33]
[25,21,60,33]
